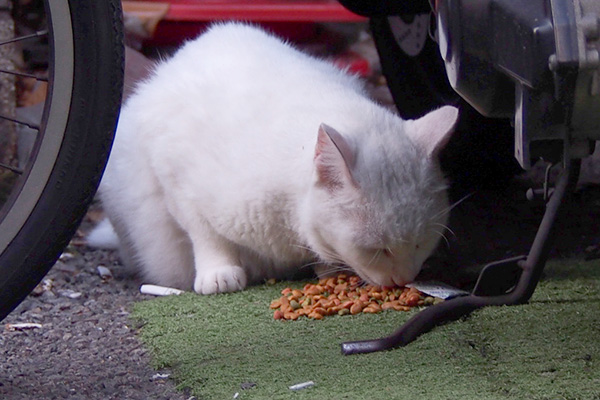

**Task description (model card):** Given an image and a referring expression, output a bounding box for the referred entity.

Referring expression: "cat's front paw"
[194,265,247,294]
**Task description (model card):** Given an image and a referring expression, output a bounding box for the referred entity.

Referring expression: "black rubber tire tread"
[0,0,124,320]
[337,0,431,17]
[369,16,459,119]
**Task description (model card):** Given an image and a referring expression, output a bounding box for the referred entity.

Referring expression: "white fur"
[86,218,119,249]
[93,23,458,294]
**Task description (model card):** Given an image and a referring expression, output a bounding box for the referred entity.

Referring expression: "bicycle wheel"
[0,0,123,321]
[370,15,458,119]
[370,16,521,190]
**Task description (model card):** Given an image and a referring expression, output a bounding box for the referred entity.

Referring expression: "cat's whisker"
[291,243,317,254]
[299,260,324,270]
[432,192,474,220]
[385,245,395,257]
[323,265,353,274]
[320,256,346,267]
[358,278,370,288]
[433,229,450,248]
[314,264,354,279]
[432,222,456,239]
[271,222,319,255]
[319,248,346,265]
[432,183,450,193]
[366,249,382,268]
[291,243,311,250]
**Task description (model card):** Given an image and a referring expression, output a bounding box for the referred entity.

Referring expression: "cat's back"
[121,22,374,171]
[133,23,365,110]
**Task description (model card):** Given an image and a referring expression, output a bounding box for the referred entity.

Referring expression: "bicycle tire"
[370,16,521,190]
[0,0,124,321]
[370,16,458,119]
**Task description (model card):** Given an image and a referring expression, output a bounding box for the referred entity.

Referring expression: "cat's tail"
[86,218,120,250]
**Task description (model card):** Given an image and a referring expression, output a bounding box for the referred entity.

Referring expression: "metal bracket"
[471,255,526,297]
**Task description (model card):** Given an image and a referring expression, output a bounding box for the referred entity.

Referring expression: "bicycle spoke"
[0,30,48,47]
[0,163,23,175]
[0,113,40,130]
[0,68,48,81]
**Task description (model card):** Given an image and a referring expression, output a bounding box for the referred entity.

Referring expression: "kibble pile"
[270,274,440,320]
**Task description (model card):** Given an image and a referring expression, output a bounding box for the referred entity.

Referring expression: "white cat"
[89,22,458,294]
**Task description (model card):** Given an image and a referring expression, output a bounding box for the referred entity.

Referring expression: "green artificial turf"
[133,259,600,399]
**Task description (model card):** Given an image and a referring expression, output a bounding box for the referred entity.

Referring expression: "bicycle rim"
[0,0,72,253]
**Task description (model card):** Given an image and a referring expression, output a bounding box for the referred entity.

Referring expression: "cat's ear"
[405,106,459,158]
[314,124,357,190]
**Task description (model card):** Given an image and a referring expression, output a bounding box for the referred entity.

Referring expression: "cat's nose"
[391,276,406,287]
[391,274,414,287]
[391,261,420,286]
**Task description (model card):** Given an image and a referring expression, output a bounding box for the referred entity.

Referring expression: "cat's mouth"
[352,265,419,288]
[352,269,379,286]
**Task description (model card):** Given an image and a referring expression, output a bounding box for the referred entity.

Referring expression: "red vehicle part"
[124,0,371,75]
[138,0,367,22]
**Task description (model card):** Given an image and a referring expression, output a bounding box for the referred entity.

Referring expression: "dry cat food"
[270,274,441,320]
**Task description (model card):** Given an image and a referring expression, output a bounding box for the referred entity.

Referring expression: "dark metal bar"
[342,158,579,355]
[0,162,23,174]
[0,68,48,81]
[0,113,40,130]
[514,158,579,303]
[0,30,48,47]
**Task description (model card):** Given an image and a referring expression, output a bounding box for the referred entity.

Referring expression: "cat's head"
[304,106,458,286]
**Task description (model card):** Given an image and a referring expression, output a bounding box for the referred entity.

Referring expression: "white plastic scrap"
[289,381,315,391]
[140,284,184,296]
[406,281,469,299]
[5,323,42,331]
[151,373,170,380]
[59,290,82,299]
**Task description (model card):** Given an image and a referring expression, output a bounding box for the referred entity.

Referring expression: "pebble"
[97,265,113,279]
[30,278,53,296]
[0,239,190,400]
[53,260,79,274]
[59,252,75,262]
[240,382,257,390]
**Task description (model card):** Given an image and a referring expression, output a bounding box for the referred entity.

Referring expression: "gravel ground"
[0,211,191,400]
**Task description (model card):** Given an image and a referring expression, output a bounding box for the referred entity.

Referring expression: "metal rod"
[513,158,579,303]
[0,30,47,47]
[0,162,22,174]
[0,68,48,81]
[0,113,40,130]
